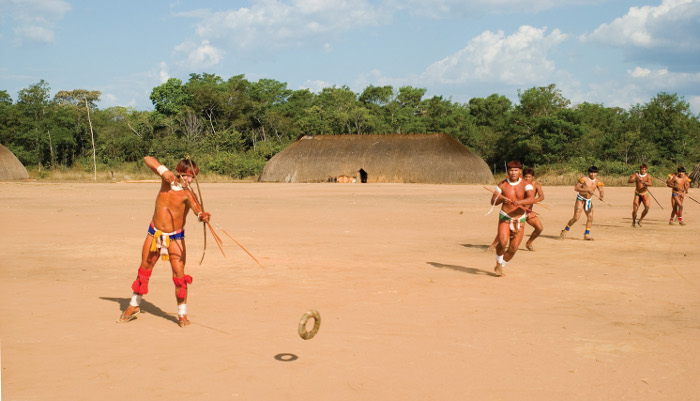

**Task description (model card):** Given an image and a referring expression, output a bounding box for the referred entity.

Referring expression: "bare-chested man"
[560,166,604,241]
[490,161,536,276]
[117,156,211,327]
[666,166,690,226]
[628,164,653,227]
[489,167,544,251]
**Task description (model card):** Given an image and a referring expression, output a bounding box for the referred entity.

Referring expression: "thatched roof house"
[0,144,29,180]
[259,133,494,184]
[690,163,700,188]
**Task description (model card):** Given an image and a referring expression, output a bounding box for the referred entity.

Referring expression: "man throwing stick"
[117,156,211,328]
[490,161,536,277]
[666,166,691,226]
[628,164,653,227]
[560,166,604,241]
[488,167,544,251]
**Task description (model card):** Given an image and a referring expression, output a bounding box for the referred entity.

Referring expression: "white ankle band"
[130,293,142,307]
[178,304,187,316]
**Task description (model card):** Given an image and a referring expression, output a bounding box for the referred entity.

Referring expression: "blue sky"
[1,0,699,114]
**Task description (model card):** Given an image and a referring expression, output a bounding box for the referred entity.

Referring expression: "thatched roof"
[690,163,700,188]
[0,144,29,180]
[259,133,494,184]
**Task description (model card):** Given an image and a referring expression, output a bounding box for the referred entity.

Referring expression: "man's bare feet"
[116,305,141,323]
[637,220,643,228]
[178,315,192,328]
[679,221,686,226]
[669,220,675,225]
[631,221,636,227]
[584,235,594,241]
[559,230,567,239]
[526,243,535,251]
[494,263,504,277]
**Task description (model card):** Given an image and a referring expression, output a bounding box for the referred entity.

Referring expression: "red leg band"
[131,267,153,295]
[173,275,193,299]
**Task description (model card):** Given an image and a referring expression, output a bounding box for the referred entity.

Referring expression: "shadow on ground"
[428,262,498,277]
[461,243,490,250]
[100,297,179,324]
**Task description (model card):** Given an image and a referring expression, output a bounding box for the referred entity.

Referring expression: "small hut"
[0,144,29,180]
[259,133,494,184]
[690,163,700,188]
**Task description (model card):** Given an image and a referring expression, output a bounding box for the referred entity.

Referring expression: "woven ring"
[298,310,321,340]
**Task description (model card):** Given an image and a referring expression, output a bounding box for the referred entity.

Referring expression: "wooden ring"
[298,310,321,340]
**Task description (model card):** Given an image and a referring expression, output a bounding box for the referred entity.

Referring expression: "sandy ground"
[1,181,699,401]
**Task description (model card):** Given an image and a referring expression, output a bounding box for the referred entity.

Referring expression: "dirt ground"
[1,181,699,400]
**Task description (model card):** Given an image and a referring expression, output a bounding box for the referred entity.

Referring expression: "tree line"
[1,75,698,178]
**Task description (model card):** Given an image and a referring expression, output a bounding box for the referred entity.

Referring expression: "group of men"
[115,155,693,327]
[490,162,692,277]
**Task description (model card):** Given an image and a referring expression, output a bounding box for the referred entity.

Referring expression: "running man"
[488,167,544,251]
[117,156,211,327]
[628,164,653,227]
[490,161,536,276]
[560,166,605,241]
[666,166,691,225]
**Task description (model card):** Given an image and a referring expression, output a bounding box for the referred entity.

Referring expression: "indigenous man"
[628,164,653,227]
[666,166,691,225]
[490,161,536,276]
[117,156,210,327]
[560,166,605,241]
[488,167,544,251]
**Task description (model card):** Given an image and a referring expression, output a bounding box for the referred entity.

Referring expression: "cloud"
[1,0,71,44]
[159,62,170,83]
[299,79,332,93]
[385,0,606,17]
[421,26,567,85]
[582,0,700,68]
[173,40,225,69]
[175,0,385,55]
[627,66,700,90]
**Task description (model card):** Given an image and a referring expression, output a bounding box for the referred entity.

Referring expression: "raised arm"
[144,156,177,183]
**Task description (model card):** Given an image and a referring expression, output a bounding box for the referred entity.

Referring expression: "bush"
[207,151,266,179]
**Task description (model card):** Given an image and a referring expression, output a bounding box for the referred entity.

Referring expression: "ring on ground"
[298,310,321,340]
[274,353,299,362]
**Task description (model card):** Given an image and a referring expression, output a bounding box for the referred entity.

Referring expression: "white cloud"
[1,0,71,44]
[299,79,332,93]
[173,40,224,69]
[687,96,700,114]
[385,0,605,17]
[159,62,170,83]
[421,26,567,85]
[176,0,385,54]
[627,66,700,89]
[582,0,700,51]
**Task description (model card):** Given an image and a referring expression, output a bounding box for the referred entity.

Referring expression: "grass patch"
[27,167,257,183]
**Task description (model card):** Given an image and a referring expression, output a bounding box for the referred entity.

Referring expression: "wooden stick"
[644,188,664,210]
[686,194,700,205]
[205,221,226,257]
[483,186,538,216]
[218,226,265,269]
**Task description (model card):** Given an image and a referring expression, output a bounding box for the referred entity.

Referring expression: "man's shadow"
[100,297,179,324]
[461,243,491,250]
[427,262,498,277]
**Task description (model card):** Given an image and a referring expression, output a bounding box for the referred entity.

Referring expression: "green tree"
[150,78,189,116]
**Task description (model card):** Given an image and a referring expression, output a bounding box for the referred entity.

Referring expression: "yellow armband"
[597,182,604,187]
[578,177,585,184]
